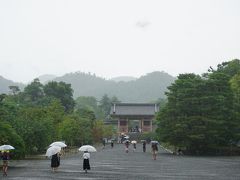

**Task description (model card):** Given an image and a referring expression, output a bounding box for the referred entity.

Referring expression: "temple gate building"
[110,103,159,134]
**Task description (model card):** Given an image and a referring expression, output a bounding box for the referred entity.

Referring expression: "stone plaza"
[2,143,240,180]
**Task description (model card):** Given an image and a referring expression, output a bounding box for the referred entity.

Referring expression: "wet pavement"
[2,143,240,179]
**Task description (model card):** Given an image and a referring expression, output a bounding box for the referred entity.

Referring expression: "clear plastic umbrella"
[50,141,67,148]
[79,145,97,152]
[46,146,61,157]
[0,145,15,151]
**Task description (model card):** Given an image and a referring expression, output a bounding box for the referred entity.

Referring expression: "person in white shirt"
[83,151,90,173]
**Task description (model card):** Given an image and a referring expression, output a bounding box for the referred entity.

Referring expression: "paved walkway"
[2,144,240,179]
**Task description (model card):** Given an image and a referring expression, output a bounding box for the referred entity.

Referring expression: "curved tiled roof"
[110,103,159,116]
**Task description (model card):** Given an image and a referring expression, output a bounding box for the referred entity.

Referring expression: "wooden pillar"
[127,118,129,133]
[150,119,153,132]
[118,119,120,133]
[139,119,142,132]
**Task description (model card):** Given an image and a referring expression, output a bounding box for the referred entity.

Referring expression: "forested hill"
[0,76,24,94]
[54,71,175,102]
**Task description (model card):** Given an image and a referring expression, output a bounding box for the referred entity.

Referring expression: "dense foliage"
[0,80,115,158]
[157,59,240,155]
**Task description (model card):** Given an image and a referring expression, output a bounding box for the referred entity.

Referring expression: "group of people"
[1,151,10,176]
[50,150,91,174]
[123,140,159,160]
[51,140,159,175]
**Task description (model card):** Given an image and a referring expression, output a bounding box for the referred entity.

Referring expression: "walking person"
[133,143,136,151]
[102,139,106,149]
[83,151,90,173]
[177,148,183,155]
[51,153,60,172]
[142,141,146,152]
[125,140,129,153]
[151,142,158,160]
[1,151,10,176]
[111,140,114,148]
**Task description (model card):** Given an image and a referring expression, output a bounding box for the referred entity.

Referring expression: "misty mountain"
[0,71,175,102]
[37,74,57,84]
[54,71,175,102]
[110,76,137,82]
[0,76,25,94]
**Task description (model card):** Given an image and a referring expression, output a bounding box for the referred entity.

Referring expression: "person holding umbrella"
[46,145,61,172]
[151,141,159,160]
[51,153,61,172]
[83,150,90,173]
[0,145,15,176]
[131,140,137,152]
[1,151,10,176]
[79,145,96,173]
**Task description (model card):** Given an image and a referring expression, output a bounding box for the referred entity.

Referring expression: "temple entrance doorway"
[129,120,140,133]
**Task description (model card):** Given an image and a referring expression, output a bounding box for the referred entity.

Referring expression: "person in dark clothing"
[125,141,129,153]
[111,141,114,148]
[142,141,146,152]
[177,148,183,155]
[151,143,158,160]
[51,153,60,172]
[102,139,106,149]
[1,151,10,176]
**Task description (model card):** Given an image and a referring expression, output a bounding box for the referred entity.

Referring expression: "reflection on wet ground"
[2,144,240,179]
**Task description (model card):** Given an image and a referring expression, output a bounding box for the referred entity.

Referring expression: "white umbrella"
[123,140,130,143]
[46,146,61,157]
[151,141,159,144]
[0,145,15,151]
[50,141,67,148]
[131,140,137,144]
[79,145,97,152]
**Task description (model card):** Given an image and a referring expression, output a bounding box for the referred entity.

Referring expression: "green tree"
[58,115,93,146]
[9,85,20,95]
[99,94,111,117]
[157,70,238,154]
[75,96,98,111]
[75,96,104,119]
[99,94,121,118]
[22,78,44,106]
[45,99,65,139]
[75,107,96,126]
[92,120,104,142]
[103,124,115,139]
[0,121,25,158]
[58,116,80,146]
[216,59,240,77]
[44,81,75,113]
[111,96,121,103]
[14,107,54,154]
[230,73,240,143]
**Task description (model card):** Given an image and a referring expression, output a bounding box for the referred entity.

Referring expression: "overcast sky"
[0,0,240,83]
